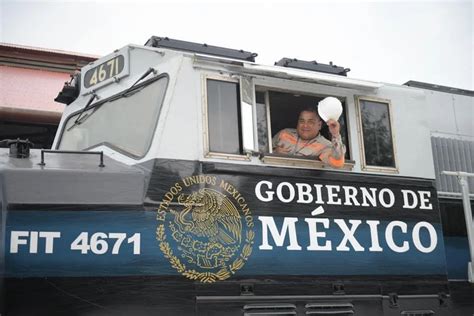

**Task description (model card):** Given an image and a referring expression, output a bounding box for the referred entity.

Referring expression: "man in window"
[272,107,346,168]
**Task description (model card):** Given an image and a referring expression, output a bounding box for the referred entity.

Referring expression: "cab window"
[257,89,351,161]
[356,96,397,171]
[205,77,249,159]
[59,75,168,158]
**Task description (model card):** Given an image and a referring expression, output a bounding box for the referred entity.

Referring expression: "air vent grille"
[305,302,354,315]
[243,303,297,316]
[401,310,435,316]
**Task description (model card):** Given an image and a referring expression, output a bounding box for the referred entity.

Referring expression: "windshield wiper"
[121,67,157,97]
[132,67,157,89]
[65,67,157,132]
[66,93,98,131]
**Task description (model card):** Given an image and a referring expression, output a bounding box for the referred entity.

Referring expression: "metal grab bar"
[38,149,105,167]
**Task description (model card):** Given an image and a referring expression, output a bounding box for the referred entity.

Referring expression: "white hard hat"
[318,97,343,122]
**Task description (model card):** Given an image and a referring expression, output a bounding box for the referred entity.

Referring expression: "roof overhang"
[244,64,382,91]
[193,54,382,91]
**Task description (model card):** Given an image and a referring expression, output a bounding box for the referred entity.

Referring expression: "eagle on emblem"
[173,188,242,245]
[169,188,243,268]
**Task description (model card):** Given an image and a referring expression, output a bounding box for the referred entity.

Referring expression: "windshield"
[59,75,169,157]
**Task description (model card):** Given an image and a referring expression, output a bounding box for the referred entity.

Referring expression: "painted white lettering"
[40,231,61,254]
[386,221,409,253]
[10,231,29,253]
[379,188,395,208]
[418,191,433,210]
[305,218,332,251]
[326,185,342,205]
[90,232,108,255]
[334,219,364,251]
[258,216,301,250]
[343,186,360,206]
[361,187,377,207]
[366,220,383,252]
[29,231,39,254]
[255,180,274,202]
[276,182,295,203]
[313,184,324,204]
[412,222,437,253]
[296,183,313,203]
[401,190,418,209]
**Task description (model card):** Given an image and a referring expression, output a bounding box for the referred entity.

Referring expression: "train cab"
[2,36,473,315]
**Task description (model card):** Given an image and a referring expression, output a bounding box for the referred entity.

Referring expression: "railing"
[38,150,105,167]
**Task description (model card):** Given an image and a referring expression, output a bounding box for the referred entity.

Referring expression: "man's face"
[296,110,321,140]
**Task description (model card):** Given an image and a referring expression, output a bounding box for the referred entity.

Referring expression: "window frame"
[202,73,250,161]
[56,74,169,160]
[256,85,354,171]
[253,89,273,154]
[355,95,399,173]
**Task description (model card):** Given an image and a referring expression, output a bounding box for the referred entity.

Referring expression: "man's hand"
[274,145,291,154]
[327,119,340,138]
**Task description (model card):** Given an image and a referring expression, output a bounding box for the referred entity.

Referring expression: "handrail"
[38,150,105,167]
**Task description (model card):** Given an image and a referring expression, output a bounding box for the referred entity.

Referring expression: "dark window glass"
[360,99,395,167]
[255,91,268,153]
[207,79,241,154]
[439,199,474,237]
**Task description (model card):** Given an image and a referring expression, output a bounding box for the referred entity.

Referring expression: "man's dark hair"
[298,106,321,120]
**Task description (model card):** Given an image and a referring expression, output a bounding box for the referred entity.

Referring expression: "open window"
[256,89,352,170]
[355,96,398,172]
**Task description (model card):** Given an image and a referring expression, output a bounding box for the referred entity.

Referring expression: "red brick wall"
[0,65,69,113]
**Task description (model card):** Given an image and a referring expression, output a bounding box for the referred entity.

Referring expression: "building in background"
[0,43,97,149]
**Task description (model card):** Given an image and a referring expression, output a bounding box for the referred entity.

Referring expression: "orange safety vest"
[272,128,346,168]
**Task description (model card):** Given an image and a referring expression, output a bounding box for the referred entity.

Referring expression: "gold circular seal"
[156,175,254,283]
